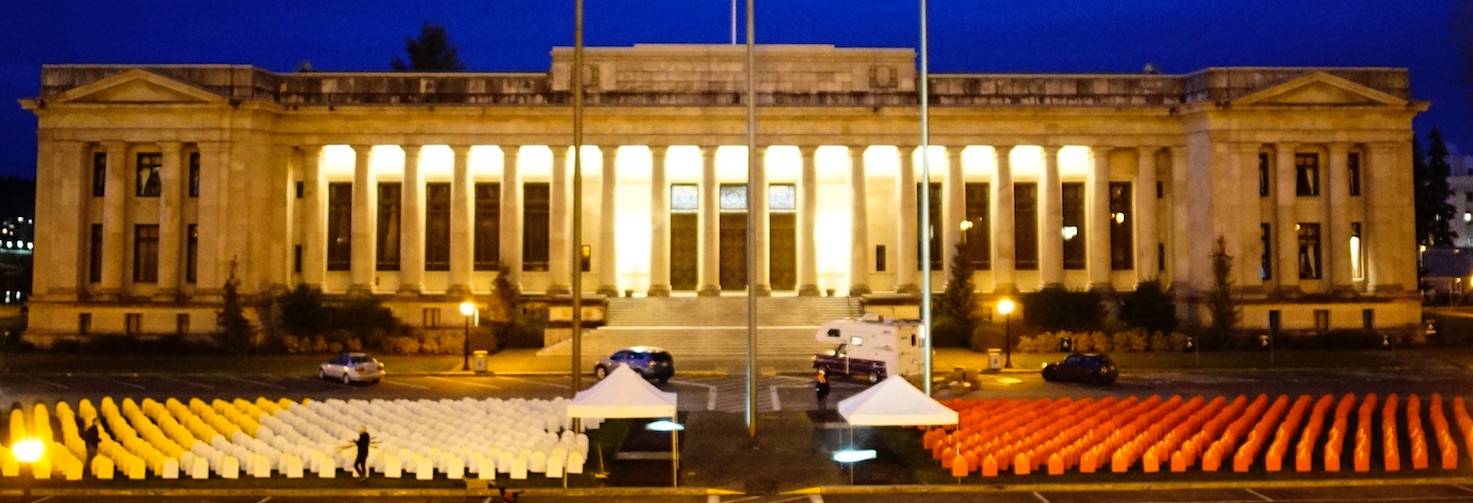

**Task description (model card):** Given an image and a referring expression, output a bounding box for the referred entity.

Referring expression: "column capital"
[848,145,867,155]
[1276,141,1300,151]
[159,141,184,152]
[400,144,423,155]
[648,144,669,156]
[1040,145,1063,154]
[448,144,473,155]
[1137,145,1161,155]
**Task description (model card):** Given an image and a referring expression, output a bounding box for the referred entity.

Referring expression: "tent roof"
[566,364,678,418]
[837,377,959,426]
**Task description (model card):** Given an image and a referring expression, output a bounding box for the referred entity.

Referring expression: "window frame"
[133,224,160,283]
[1294,153,1320,197]
[135,152,162,198]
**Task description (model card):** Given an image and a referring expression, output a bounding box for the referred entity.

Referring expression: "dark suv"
[594,346,675,383]
[1042,353,1118,385]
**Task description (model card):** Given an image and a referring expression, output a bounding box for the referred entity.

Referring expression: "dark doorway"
[770,213,796,290]
[670,213,698,291]
[720,213,748,290]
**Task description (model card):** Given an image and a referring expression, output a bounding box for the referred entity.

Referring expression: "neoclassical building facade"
[21,44,1424,344]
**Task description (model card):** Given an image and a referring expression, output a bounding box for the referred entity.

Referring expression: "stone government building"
[20,44,1425,346]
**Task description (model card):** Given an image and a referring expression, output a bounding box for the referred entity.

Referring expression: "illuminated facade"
[21,45,1425,344]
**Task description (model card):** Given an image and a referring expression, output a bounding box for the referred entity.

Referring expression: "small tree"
[216,259,254,354]
[277,283,329,337]
[933,242,977,348]
[1206,237,1240,343]
[1420,129,1458,247]
[390,22,466,72]
[1023,286,1105,332]
[1120,280,1178,334]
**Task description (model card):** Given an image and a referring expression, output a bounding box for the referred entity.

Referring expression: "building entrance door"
[719,213,748,290]
[770,213,796,291]
[670,213,698,291]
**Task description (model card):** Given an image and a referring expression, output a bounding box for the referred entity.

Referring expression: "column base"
[848,285,871,297]
[754,285,772,297]
[646,285,672,297]
[1088,282,1114,293]
[697,285,721,297]
[153,290,183,303]
[94,289,123,302]
[444,284,472,297]
[991,283,1017,295]
[1331,286,1360,299]
[798,285,821,296]
[895,283,920,295]
[1272,285,1304,299]
[595,286,619,297]
[346,284,375,296]
[546,284,571,296]
[395,285,424,297]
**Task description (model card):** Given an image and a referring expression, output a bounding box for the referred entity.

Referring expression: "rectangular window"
[1258,153,1270,197]
[1362,309,1375,330]
[295,181,304,199]
[523,183,551,271]
[125,313,142,335]
[79,313,92,335]
[425,183,450,271]
[1314,309,1330,333]
[293,244,302,274]
[1061,183,1085,270]
[1268,310,1281,334]
[474,183,501,270]
[1297,222,1322,280]
[963,182,990,270]
[176,314,189,335]
[186,224,198,283]
[1350,222,1364,280]
[89,224,103,283]
[1156,181,1164,199]
[1260,223,1272,280]
[423,307,442,328]
[1109,182,1133,270]
[133,224,159,283]
[92,152,107,197]
[1158,243,1166,271]
[918,183,942,270]
[1295,153,1320,196]
[875,245,887,272]
[136,152,162,197]
[326,182,352,271]
[377,183,401,271]
[187,152,200,198]
[1015,183,1038,270]
[1347,152,1362,197]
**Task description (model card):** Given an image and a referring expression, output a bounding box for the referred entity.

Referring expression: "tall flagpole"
[745,0,759,439]
[731,0,738,44]
[571,0,585,397]
[919,0,934,395]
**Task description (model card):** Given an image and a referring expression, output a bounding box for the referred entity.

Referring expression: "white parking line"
[426,376,499,389]
[668,379,718,410]
[100,377,146,390]
[25,375,69,390]
[225,376,286,390]
[1455,485,1473,494]
[1032,492,1053,503]
[160,375,215,390]
[382,379,430,390]
[497,376,571,389]
[255,497,272,503]
[770,385,782,411]
[1244,488,1274,502]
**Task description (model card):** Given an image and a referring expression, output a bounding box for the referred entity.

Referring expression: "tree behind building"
[390,22,466,72]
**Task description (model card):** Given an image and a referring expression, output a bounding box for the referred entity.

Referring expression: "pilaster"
[1274,143,1300,294]
[1327,142,1354,294]
[155,141,184,300]
[98,141,127,300]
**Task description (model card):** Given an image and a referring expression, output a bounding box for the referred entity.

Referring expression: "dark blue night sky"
[1,0,1469,179]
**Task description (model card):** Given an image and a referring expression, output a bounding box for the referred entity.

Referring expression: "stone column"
[798,146,820,296]
[1274,143,1300,293]
[194,142,226,295]
[1236,145,1264,291]
[155,142,184,299]
[752,146,772,296]
[895,147,919,293]
[1367,142,1411,294]
[547,146,571,295]
[1135,146,1159,283]
[448,145,474,296]
[349,145,376,293]
[1039,146,1064,288]
[648,146,671,296]
[1086,146,1112,290]
[697,146,721,296]
[942,147,967,288]
[597,146,620,296]
[849,145,871,296]
[991,146,1016,293]
[1169,147,1191,293]
[499,146,523,289]
[398,145,424,295]
[300,145,325,289]
[1327,143,1353,293]
[99,142,127,299]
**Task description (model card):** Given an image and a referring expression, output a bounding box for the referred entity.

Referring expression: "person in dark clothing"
[343,426,376,481]
[82,418,104,463]
[815,369,831,412]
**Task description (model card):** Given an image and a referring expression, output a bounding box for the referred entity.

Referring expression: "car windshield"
[649,352,672,363]
[349,356,375,364]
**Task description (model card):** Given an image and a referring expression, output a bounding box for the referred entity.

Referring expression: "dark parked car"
[594,346,675,383]
[1042,353,1117,385]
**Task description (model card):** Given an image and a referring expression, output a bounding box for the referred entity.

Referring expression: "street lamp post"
[459,301,475,371]
[13,437,43,498]
[997,299,1015,368]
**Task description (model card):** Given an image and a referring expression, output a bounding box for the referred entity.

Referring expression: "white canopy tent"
[566,364,680,486]
[838,376,959,426]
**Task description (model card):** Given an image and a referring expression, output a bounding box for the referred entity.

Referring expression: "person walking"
[815,368,831,412]
[341,426,377,481]
[82,418,105,463]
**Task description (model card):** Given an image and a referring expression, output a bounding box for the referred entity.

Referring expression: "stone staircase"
[539,296,862,358]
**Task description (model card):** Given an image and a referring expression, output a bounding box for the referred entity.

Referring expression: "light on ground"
[12,438,44,463]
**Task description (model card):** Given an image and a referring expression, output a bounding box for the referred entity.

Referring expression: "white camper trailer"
[811,314,924,383]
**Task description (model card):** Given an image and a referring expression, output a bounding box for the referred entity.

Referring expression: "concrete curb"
[0,486,732,498]
[789,475,1473,495]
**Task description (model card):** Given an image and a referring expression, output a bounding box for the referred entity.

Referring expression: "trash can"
[987,348,1003,371]
[473,350,489,373]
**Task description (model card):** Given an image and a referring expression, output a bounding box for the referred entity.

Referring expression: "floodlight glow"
[832,449,877,463]
[645,420,685,431]
[997,298,1016,315]
[12,438,43,463]
[459,301,476,316]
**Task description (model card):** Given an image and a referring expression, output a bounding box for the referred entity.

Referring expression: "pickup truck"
[811,316,922,383]
[813,343,889,383]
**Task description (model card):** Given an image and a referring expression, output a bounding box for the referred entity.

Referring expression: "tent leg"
[672,414,679,487]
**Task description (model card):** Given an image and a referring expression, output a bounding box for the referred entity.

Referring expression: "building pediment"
[50,69,227,105]
[1232,71,1407,107]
